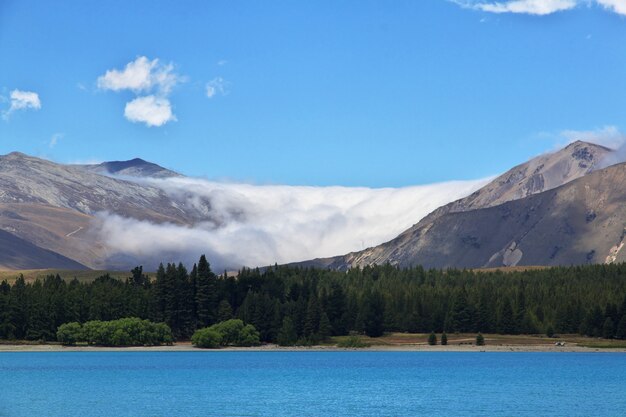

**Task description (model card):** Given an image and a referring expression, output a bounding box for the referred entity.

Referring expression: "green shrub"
[56,322,82,346]
[476,333,485,346]
[428,332,437,345]
[337,335,369,348]
[56,318,173,347]
[191,328,223,348]
[191,319,260,349]
[239,324,261,346]
[441,332,448,346]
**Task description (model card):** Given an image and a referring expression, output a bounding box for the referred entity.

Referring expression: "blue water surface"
[0,351,625,417]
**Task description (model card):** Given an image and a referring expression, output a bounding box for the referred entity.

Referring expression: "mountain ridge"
[295,140,616,270]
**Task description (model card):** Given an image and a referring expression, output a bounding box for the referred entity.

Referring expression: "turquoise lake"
[1,352,625,416]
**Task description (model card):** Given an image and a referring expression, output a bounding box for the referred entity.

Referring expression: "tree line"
[1,256,626,344]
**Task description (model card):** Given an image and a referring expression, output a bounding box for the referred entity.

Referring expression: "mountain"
[0,153,189,222]
[0,141,620,272]
[81,158,181,178]
[0,229,87,270]
[0,152,206,270]
[299,141,615,269]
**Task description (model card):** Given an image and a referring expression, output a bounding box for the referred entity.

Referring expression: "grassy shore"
[1,333,625,352]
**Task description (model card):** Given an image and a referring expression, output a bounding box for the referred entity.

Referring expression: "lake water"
[0,351,625,416]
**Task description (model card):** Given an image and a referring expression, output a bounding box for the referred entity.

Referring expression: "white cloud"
[560,126,626,149]
[206,77,228,98]
[49,133,63,148]
[124,95,176,127]
[455,0,577,15]
[2,89,41,119]
[217,59,228,66]
[596,0,626,15]
[97,56,183,127]
[93,176,489,270]
[453,0,626,15]
[97,56,181,95]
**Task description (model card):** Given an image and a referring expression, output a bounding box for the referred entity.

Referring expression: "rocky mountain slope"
[0,229,87,270]
[300,141,616,269]
[0,153,206,269]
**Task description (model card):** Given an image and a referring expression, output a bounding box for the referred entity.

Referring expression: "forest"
[1,255,626,344]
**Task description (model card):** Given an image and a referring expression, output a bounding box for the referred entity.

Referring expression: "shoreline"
[1,342,624,353]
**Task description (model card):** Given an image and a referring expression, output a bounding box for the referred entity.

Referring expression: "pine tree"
[497,299,516,334]
[363,291,385,337]
[602,318,615,339]
[615,316,626,340]
[475,294,494,333]
[450,290,472,332]
[318,311,332,341]
[0,282,15,339]
[304,296,321,337]
[217,300,233,322]
[428,331,437,346]
[441,332,448,346]
[10,276,28,339]
[195,255,218,327]
[514,288,527,334]
[154,263,167,323]
[277,316,297,346]
[327,283,347,335]
[175,262,194,338]
[476,333,485,346]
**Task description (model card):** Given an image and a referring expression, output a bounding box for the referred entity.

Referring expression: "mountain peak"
[81,158,181,178]
[4,151,35,160]
[565,140,611,149]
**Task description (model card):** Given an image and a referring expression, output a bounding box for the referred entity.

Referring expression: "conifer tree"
[615,316,626,340]
[602,318,614,339]
[497,299,516,334]
[318,311,332,341]
[363,291,385,337]
[277,316,297,346]
[217,300,233,322]
[195,255,218,327]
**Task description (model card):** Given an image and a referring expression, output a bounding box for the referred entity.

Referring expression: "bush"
[239,324,261,346]
[56,322,82,346]
[546,325,555,338]
[428,332,437,346]
[191,319,260,349]
[476,333,485,346]
[191,328,223,348]
[56,318,173,347]
[337,335,369,348]
[441,332,448,346]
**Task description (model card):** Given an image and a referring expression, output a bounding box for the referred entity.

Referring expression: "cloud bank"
[93,176,489,270]
[453,0,626,15]
[2,89,41,119]
[97,56,182,127]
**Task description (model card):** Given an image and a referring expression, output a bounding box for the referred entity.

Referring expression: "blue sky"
[2,0,626,186]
